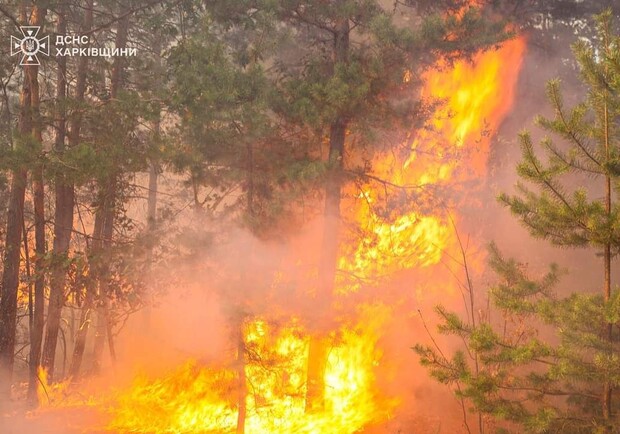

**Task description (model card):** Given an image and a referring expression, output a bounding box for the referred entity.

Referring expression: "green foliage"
[416,247,620,433]
[165,0,511,237]
[270,1,509,140]
[415,10,620,434]
[500,10,620,251]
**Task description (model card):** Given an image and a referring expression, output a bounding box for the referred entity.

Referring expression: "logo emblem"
[10,26,49,66]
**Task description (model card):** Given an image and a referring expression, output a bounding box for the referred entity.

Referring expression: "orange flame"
[108,305,393,433]
[104,36,525,433]
[30,35,526,434]
[340,37,526,294]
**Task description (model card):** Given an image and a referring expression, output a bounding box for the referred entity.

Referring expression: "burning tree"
[415,9,620,433]
[248,0,511,413]
[0,0,533,432]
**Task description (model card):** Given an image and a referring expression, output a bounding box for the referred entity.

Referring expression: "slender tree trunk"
[147,162,158,252]
[27,15,50,398]
[236,318,247,434]
[603,241,612,422]
[0,171,28,397]
[141,31,163,333]
[306,18,349,412]
[69,208,102,379]
[143,125,159,330]
[601,24,613,427]
[43,179,74,380]
[63,0,93,381]
[0,3,46,398]
[234,139,257,434]
[69,305,91,379]
[602,97,613,426]
[42,0,92,381]
[29,166,45,389]
[91,11,129,371]
[30,2,67,399]
[145,35,162,312]
[92,193,116,371]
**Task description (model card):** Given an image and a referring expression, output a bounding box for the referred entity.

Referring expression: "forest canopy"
[0,1,618,433]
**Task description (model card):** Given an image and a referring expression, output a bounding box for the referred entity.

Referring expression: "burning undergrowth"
[107,304,393,433]
[5,32,526,434]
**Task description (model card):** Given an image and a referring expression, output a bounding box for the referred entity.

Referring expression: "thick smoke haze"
[2,13,612,434]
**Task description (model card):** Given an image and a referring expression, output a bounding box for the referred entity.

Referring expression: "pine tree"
[415,9,620,433]
[253,0,509,410]
[0,0,47,398]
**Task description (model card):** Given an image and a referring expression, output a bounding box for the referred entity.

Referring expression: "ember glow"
[108,305,390,433]
[31,35,525,434]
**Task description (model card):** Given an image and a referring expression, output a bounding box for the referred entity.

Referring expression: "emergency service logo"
[9,26,136,66]
[10,26,49,66]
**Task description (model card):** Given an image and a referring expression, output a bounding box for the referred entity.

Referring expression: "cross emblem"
[10,26,50,66]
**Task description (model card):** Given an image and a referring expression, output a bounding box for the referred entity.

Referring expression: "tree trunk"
[143,126,159,330]
[236,319,247,434]
[234,139,258,433]
[91,11,129,372]
[69,304,92,379]
[42,0,92,381]
[602,95,613,428]
[64,0,93,381]
[305,18,349,412]
[27,14,51,397]
[146,158,158,266]
[69,210,102,379]
[142,34,162,331]
[92,192,116,372]
[0,172,28,397]
[146,34,162,280]
[601,27,613,427]
[0,3,46,398]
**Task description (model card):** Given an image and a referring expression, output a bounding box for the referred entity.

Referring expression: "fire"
[340,37,526,293]
[411,36,526,176]
[102,36,525,433]
[109,363,238,432]
[36,367,78,408]
[27,32,526,434]
[108,305,391,433]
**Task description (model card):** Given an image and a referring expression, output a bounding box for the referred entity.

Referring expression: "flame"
[108,305,392,433]
[340,37,526,293]
[412,36,526,176]
[36,367,72,407]
[103,36,525,434]
[28,34,526,434]
[109,363,238,432]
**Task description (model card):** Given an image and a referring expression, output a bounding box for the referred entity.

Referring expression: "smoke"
[4,21,608,434]
[484,29,611,294]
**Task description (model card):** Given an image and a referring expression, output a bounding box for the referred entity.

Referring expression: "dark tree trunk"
[69,209,102,379]
[69,305,91,379]
[602,51,613,427]
[0,173,28,397]
[64,0,94,380]
[91,11,129,372]
[0,4,46,398]
[601,29,613,428]
[306,18,349,412]
[147,162,158,259]
[92,190,116,372]
[27,13,52,396]
[142,34,163,332]
[234,139,257,434]
[42,0,92,381]
[143,121,159,329]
